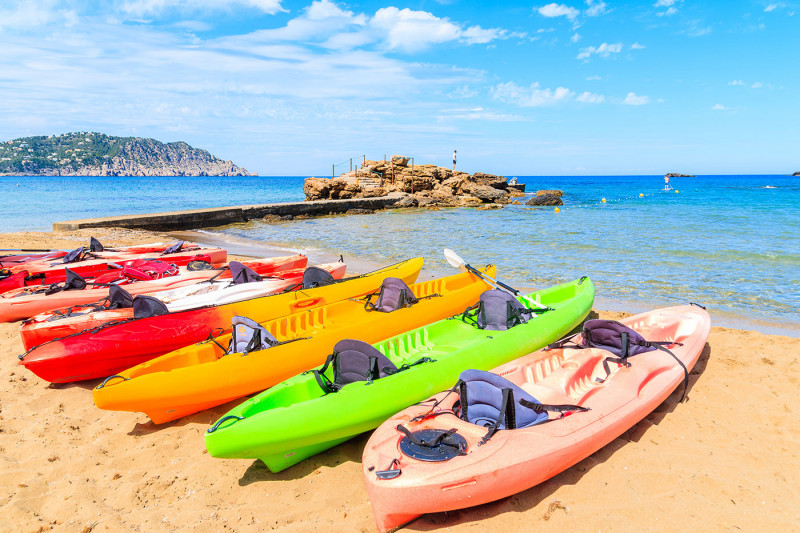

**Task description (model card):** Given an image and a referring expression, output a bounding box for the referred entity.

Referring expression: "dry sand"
[1,229,798,532]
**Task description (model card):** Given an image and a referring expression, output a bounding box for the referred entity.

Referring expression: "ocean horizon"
[3,173,798,337]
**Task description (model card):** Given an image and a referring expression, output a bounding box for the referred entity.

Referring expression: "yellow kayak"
[93,264,495,424]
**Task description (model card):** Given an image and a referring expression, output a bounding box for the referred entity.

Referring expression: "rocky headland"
[303,155,526,209]
[665,172,695,178]
[792,171,799,176]
[0,132,253,177]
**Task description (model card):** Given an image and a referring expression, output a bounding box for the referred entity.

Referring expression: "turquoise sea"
[3,174,798,336]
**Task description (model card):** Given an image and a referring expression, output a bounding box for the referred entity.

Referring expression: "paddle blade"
[443,248,465,269]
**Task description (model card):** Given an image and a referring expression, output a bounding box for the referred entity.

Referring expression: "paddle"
[443,248,547,309]
[0,248,63,252]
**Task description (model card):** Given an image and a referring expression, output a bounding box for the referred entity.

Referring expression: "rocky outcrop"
[526,190,564,206]
[305,156,511,208]
[793,171,800,176]
[665,173,695,178]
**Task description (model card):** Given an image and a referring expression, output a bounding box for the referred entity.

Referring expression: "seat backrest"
[228,315,279,354]
[132,295,169,319]
[229,261,263,285]
[302,266,334,289]
[457,369,548,429]
[161,241,184,255]
[368,277,419,313]
[581,319,655,358]
[108,285,134,309]
[64,268,87,291]
[60,247,84,264]
[331,339,397,387]
[475,289,529,331]
[89,237,104,252]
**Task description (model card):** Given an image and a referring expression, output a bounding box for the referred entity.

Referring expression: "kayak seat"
[311,339,433,394]
[229,261,263,285]
[302,266,335,289]
[462,290,533,331]
[364,277,419,313]
[132,295,169,319]
[160,241,184,255]
[228,315,279,355]
[456,369,588,445]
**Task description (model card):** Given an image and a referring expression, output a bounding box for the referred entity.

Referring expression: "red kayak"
[20,254,309,349]
[0,252,219,295]
[6,241,227,275]
[18,260,349,383]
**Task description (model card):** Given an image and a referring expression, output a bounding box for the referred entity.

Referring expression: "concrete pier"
[53,196,402,232]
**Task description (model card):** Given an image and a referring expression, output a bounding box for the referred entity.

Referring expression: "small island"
[0,132,253,176]
[665,173,695,178]
[793,171,799,176]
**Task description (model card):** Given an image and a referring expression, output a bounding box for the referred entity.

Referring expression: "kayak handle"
[290,297,325,310]
[207,415,244,433]
[96,374,129,389]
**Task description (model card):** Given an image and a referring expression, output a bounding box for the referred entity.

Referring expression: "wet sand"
[1,229,798,532]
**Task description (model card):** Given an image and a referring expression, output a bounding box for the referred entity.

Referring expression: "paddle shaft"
[463,263,546,309]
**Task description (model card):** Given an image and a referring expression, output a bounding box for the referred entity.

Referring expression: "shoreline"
[171,228,800,338]
[1,228,799,531]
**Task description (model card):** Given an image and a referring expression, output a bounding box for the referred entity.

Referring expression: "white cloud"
[586,75,602,80]
[764,3,779,12]
[576,91,605,103]
[537,3,580,20]
[585,0,608,17]
[571,32,581,42]
[657,7,678,16]
[492,81,574,107]
[729,80,745,85]
[654,0,679,6]
[712,104,728,110]
[119,0,286,17]
[577,42,622,60]
[623,92,650,105]
[631,42,645,49]
[751,81,763,88]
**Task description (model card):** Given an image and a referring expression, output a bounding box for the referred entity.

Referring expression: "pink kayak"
[362,304,710,532]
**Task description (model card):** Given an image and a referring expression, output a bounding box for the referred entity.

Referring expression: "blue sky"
[0,1,797,175]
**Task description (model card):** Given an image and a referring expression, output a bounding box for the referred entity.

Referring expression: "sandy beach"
[1,229,798,532]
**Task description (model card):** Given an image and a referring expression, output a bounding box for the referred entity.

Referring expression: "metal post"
[350,158,352,172]
[332,164,334,179]
[363,155,366,166]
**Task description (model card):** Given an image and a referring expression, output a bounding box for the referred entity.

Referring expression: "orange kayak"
[23,258,423,384]
[362,304,711,532]
[19,254,309,349]
[92,263,485,424]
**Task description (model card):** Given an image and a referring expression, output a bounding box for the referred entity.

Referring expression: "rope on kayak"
[207,415,244,433]
[95,374,129,389]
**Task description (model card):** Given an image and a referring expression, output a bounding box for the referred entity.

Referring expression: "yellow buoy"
[639,193,644,197]
[675,190,679,193]
[554,207,560,213]
[601,198,606,203]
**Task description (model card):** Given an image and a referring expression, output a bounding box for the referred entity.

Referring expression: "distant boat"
[764,185,777,189]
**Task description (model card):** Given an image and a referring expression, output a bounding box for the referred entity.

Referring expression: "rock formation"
[304,155,511,208]
[665,173,695,178]
[793,171,800,176]
[525,189,564,206]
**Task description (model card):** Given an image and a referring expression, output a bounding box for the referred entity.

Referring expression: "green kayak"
[205,276,594,472]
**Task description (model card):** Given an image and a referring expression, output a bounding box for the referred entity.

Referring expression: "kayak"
[1,255,285,323]
[18,260,345,383]
[93,264,492,424]
[6,241,227,275]
[362,304,710,532]
[0,252,221,296]
[23,257,423,383]
[203,277,594,473]
[19,254,310,349]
